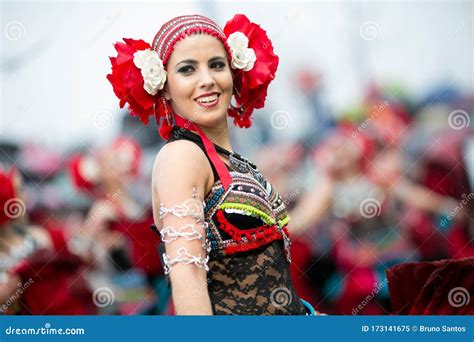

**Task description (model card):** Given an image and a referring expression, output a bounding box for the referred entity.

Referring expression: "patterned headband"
[152,15,229,64]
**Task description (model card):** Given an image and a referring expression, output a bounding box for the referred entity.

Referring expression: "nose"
[198,67,215,89]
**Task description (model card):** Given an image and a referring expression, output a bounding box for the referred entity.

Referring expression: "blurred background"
[0,0,472,315]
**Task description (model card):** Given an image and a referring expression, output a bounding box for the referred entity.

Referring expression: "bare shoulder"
[152,140,212,195]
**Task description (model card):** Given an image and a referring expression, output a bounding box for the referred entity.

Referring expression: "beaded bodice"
[163,128,306,315]
[203,168,292,261]
[168,128,292,262]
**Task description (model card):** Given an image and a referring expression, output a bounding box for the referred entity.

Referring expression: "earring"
[232,84,241,99]
[161,94,173,125]
[231,86,245,115]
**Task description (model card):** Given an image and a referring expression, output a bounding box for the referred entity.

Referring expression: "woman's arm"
[152,140,214,315]
[369,149,464,219]
[288,175,334,237]
[390,179,463,218]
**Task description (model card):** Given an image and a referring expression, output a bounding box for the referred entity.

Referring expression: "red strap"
[174,115,232,190]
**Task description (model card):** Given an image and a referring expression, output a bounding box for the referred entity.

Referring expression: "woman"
[107,14,319,315]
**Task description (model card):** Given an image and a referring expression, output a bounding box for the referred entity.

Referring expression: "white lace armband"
[163,246,210,274]
[160,224,207,244]
[159,187,211,274]
[159,187,206,225]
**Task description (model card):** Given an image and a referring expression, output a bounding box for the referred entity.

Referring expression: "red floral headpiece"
[107,14,279,140]
[0,166,17,226]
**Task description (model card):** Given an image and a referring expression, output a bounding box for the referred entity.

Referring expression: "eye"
[210,61,226,70]
[178,65,195,74]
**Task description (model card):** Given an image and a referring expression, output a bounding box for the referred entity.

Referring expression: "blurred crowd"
[0,73,472,315]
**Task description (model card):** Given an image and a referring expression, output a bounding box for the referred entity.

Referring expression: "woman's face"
[164,34,233,128]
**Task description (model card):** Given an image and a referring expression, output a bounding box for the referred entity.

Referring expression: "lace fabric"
[208,240,306,315]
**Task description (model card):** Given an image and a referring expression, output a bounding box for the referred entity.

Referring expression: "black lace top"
[154,127,306,315]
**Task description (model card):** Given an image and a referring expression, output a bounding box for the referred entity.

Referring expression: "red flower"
[224,14,279,128]
[106,38,156,125]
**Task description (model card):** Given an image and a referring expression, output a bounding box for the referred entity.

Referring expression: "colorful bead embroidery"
[203,166,292,262]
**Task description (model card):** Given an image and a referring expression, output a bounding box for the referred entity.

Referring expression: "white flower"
[227,32,257,72]
[133,49,167,95]
[228,31,249,50]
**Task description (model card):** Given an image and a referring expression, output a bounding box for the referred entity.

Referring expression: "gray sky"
[1,0,472,149]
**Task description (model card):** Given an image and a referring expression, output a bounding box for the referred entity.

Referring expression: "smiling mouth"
[195,93,220,108]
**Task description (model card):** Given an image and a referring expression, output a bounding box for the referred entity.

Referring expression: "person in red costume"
[413,128,473,260]
[0,165,96,315]
[69,137,167,315]
[288,103,468,314]
[107,14,323,315]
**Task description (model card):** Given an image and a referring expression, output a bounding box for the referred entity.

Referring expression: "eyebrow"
[175,56,226,68]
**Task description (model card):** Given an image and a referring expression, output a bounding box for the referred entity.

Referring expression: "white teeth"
[196,94,218,103]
